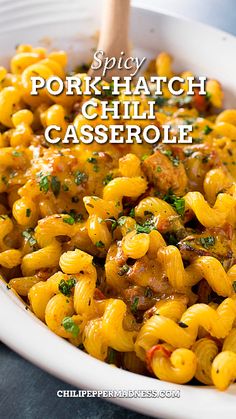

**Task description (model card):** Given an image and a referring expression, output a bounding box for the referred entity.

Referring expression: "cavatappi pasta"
[1,45,236,391]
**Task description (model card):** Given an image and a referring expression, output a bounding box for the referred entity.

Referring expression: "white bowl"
[0,2,236,418]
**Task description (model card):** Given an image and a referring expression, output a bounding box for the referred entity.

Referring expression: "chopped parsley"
[202,154,210,164]
[144,287,153,298]
[105,217,117,231]
[98,80,116,99]
[62,317,80,338]
[164,233,178,246]
[172,197,185,216]
[154,96,168,106]
[117,216,126,227]
[39,175,50,193]
[63,184,69,191]
[162,150,172,157]
[93,165,99,172]
[168,96,192,107]
[1,175,8,185]
[192,137,203,144]
[203,125,213,135]
[12,150,22,157]
[131,296,139,313]
[156,166,162,173]
[38,173,62,196]
[63,215,75,225]
[161,149,180,167]
[163,190,185,216]
[22,228,37,247]
[118,264,130,276]
[184,118,196,125]
[141,154,150,161]
[184,149,194,157]
[75,213,84,223]
[129,208,135,218]
[95,240,105,248]
[199,236,215,249]
[51,176,61,197]
[26,208,31,217]
[178,96,192,106]
[206,91,212,101]
[62,210,84,224]
[107,348,116,364]
[103,173,113,185]
[59,278,76,296]
[135,216,157,234]
[74,171,88,185]
[87,157,97,164]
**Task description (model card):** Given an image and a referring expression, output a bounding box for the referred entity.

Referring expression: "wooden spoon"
[89,0,136,80]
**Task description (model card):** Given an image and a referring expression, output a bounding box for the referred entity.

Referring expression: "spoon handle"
[98,0,130,57]
[89,0,133,79]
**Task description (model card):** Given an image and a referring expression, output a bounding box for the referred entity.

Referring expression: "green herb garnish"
[129,208,135,218]
[74,171,88,185]
[184,149,194,157]
[12,150,22,157]
[199,236,215,249]
[63,184,69,191]
[26,208,31,217]
[39,175,50,193]
[103,173,113,185]
[105,217,117,231]
[144,287,153,298]
[131,296,139,313]
[62,317,80,337]
[202,154,210,164]
[203,125,213,135]
[163,190,185,216]
[87,157,97,164]
[22,228,37,247]
[59,278,76,296]
[118,264,130,276]
[161,149,180,167]
[1,175,8,185]
[154,96,168,106]
[95,240,105,248]
[51,176,61,197]
[107,348,116,364]
[206,91,212,101]
[117,216,126,227]
[164,233,178,246]
[141,154,149,161]
[63,215,75,225]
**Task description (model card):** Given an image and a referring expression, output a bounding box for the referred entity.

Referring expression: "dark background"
[0,344,152,419]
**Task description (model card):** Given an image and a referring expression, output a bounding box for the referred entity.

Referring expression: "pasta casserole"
[0,45,236,391]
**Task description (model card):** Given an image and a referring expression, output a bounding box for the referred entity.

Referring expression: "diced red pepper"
[146,344,171,373]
